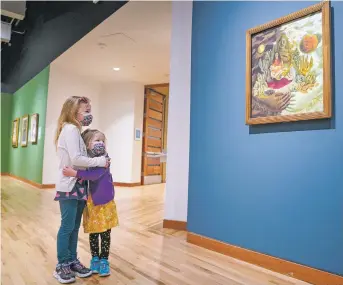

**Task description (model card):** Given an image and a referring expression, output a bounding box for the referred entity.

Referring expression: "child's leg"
[57,199,78,264]
[99,229,111,260]
[89,233,101,273]
[99,229,111,277]
[69,200,86,261]
[69,200,92,278]
[89,233,100,258]
[55,200,78,283]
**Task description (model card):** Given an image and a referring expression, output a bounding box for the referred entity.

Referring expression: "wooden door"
[141,88,165,185]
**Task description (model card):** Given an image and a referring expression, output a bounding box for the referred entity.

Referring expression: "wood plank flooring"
[1,177,311,285]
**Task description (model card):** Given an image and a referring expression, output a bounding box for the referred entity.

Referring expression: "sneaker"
[99,259,110,277]
[90,256,100,274]
[70,259,92,278]
[53,263,76,284]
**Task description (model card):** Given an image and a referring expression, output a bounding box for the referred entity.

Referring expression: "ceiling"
[53,1,172,85]
[1,1,126,93]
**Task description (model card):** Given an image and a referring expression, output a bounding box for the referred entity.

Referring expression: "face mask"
[89,142,106,157]
[80,113,93,126]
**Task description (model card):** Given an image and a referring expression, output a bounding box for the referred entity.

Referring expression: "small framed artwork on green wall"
[30,113,39,144]
[21,115,29,147]
[12,118,20,148]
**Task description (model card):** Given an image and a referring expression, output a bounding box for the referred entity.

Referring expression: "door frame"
[141,83,169,184]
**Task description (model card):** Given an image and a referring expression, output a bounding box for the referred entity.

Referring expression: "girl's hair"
[81,129,106,149]
[54,96,90,147]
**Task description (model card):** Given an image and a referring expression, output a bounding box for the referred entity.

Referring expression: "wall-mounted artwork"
[246,2,331,125]
[30,113,39,144]
[21,115,29,147]
[12,118,20,148]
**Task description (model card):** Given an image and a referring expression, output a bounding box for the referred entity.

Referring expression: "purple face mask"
[90,142,106,157]
[80,113,93,126]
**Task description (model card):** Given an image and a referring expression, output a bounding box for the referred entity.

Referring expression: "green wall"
[1,93,13,173]
[8,67,50,183]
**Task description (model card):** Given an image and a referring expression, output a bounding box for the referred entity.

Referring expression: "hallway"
[1,177,310,285]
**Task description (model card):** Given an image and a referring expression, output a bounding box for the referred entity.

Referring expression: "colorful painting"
[30,113,39,144]
[12,118,20,148]
[21,115,29,147]
[246,2,331,125]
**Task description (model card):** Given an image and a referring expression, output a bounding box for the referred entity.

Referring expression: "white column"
[164,1,193,222]
[100,82,144,184]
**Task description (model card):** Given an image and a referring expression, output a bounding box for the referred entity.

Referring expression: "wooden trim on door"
[141,86,168,185]
[142,84,169,184]
[163,219,187,231]
[187,232,343,285]
[145,83,169,89]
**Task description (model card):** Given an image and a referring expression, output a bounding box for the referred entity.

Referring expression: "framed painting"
[21,115,29,147]
[246,1,331,125]
[30,113,39,144]
[12,118,20,148]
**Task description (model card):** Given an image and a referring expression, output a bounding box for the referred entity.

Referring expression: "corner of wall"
[131,83,145,183]
[164,0,193,222]
[1,93,13,174]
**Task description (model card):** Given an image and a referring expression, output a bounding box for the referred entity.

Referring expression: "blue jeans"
[57,199,86,264]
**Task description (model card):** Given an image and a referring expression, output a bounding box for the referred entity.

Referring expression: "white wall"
[132,86,145,182]
[42,64,102,184]
[164,1,193,222]
[101,82,144,183]
[42,64,144,184]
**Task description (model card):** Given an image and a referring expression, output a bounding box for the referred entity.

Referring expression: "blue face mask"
[90,142,106,157]
[80,113,93,126]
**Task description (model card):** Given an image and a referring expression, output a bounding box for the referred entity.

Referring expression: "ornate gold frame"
[30,113,39,144]
[21,114,29,147]
[246,1,331,125]
[12,118,20,148]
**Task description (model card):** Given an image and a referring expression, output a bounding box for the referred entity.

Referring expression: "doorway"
[141,83,169,185]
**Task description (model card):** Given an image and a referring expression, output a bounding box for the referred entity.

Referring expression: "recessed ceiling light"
[113,67,120,71]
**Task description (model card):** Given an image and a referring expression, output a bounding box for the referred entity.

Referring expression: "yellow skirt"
[83,195,119,234]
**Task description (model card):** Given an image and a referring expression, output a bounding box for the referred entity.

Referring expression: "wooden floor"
[1,177,311,285]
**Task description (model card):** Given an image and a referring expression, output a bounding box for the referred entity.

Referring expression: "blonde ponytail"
[54,96,90,147]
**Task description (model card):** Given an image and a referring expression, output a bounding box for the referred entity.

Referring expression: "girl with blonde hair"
[53,96,108,284]
[63,129,118,277]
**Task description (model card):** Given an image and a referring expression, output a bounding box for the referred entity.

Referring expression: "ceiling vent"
[1,21,11,43]
[1,1,26,43]
[1,1,26,20]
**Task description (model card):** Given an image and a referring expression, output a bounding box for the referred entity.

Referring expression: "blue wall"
[188,1,343,275]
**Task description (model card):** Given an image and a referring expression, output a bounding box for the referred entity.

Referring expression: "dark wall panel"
[1,1,127,93]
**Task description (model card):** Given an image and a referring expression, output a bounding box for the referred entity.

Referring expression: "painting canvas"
[21,115,29,147]
[30,113,39,144]
[246,2,331,124]
[12,118,20,148]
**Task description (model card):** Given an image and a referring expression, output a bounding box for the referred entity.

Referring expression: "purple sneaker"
[53,263,76,284]
[70,259,92,278]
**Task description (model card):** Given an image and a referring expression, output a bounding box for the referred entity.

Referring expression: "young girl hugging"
[63,129,119,277]
[54,96,109,284]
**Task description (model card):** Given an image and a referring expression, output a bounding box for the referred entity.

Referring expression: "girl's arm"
[64,125,106,168]
[63,166,107,181]
[77,168,107,181]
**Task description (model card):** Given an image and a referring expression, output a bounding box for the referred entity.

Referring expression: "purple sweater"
[76,167,114,206]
